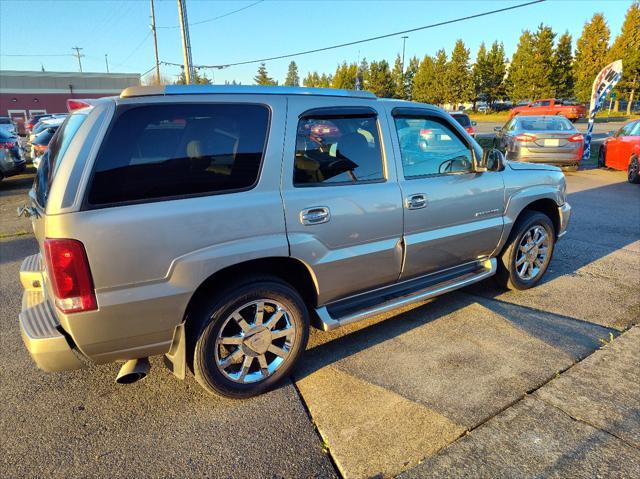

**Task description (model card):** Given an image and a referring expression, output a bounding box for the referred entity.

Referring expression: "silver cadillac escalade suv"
[18,85,570,398]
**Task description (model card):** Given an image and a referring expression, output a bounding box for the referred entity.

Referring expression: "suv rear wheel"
[190,277,309,398]
[496,211,555,290]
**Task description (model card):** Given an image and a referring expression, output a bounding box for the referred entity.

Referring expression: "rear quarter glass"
[34,113,88,208]
[85,103,270,207]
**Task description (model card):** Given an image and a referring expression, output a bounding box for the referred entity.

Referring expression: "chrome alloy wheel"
[515,225,549,281]
[214,300,297,384]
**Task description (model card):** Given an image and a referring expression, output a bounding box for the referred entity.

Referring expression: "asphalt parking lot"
[1,163,639,477]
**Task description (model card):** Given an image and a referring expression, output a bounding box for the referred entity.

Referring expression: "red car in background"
[598,119,640,184]
[509,99,586,122]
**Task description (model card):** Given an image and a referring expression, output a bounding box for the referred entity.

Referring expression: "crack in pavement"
[535,395,640,452]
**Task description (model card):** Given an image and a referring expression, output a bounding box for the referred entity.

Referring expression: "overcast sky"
[0,0,632,84]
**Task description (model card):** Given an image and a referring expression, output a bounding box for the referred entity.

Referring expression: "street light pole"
[150,0,161,83]
[177,0,194,84]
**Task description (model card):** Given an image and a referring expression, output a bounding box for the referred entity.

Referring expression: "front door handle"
[300,206,330,225]
[405,194,427,210]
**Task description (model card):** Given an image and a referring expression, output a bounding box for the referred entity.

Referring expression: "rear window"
[518,117,574,132]
[0,117,11,124]
[34,113,87,207]
[451,114,471,128]
[87,103,269,206]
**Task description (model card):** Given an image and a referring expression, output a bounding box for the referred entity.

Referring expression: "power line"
[1,53,74,57]
[196,0,545,69]
[156,0,265,29]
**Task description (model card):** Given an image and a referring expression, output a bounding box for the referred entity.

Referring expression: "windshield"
[34,113,87,207]
[518,117,574,132]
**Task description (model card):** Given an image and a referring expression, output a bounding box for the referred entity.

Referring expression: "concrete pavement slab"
[0,236,336,479]
[302,294,604,429]
[536,326,640,448]
[296,366,464,479]
[400,396,640,479]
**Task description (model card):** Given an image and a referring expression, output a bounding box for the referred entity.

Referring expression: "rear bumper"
[18,254,87,372]
[557,202,571,238]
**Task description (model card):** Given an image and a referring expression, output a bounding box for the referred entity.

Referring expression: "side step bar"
[315,258,496,331]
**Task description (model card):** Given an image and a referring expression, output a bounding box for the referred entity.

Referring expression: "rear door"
[281,97,404,305]
[389,106,505,280]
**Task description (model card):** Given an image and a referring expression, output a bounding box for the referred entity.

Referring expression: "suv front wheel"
[496,211,556,290]
[190,277,310,398]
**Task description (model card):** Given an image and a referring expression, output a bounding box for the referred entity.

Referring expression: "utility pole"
[72,46,84,73]
[150,0,161,83]
[105,54,110,73]
[176,0,194,84]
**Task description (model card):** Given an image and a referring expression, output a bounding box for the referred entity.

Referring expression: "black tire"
[628,156,640,184]
[495,211,556,290]
[189,277,310,398]
[598,147,606,168]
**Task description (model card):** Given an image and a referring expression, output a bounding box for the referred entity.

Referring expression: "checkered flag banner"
[583,60,623,161]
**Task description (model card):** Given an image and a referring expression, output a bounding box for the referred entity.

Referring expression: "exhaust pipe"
[116,358,150,384]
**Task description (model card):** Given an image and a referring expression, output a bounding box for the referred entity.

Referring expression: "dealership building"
[0,70,140,126]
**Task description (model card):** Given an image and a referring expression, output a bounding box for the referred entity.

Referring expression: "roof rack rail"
[120,84,377,99]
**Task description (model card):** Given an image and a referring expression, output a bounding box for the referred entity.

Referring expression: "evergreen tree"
[175,69,211,85]
[319,73,332,88]
[302,71,319,87]
[432,49,449,105]
[391,54,406,99]
[254,63,277,86]
[486,41,507,105]
[530,24,556,99]
[357,58,370,90]
[552,32,575,99]
[404,56,420,99]
[574,13,610,102]
[608,1,640,114]
[445,39,473,107]
[412,55,436,104]
[507,30,536,101]
[472,42,490,106]
[368,60,394,97]
[332,62,358,89]
[284,61,300,87]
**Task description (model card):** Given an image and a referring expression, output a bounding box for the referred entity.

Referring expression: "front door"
[281,98,404,305]
[389,107,505,280]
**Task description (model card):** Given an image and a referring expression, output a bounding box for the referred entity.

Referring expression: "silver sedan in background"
[494,115,584,168]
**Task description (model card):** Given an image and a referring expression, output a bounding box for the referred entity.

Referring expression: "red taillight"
[44,239,97,313]
[0,141,15,149]
[419,128,433,136]
[67,99,93,112]
[515,134,536,142]
[568,133,583,143]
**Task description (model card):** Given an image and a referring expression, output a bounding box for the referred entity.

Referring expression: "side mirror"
[494,126,502,132]
[471,121,477,126]
[480,148,505,172]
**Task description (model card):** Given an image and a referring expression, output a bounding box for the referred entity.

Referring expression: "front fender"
[494,168,566,253]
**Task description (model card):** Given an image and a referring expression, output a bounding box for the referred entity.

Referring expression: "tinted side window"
[394,116,473,177]
[294,116,383,186]
[88,103,269,205]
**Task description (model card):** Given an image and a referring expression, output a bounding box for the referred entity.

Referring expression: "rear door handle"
[405,194,427,210]
[300,206,330,225]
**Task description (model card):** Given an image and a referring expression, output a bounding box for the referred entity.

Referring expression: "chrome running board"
[315,258,496,331]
